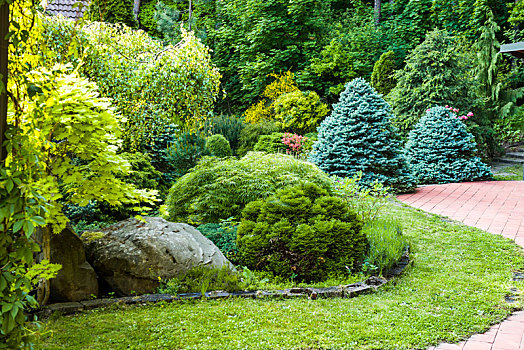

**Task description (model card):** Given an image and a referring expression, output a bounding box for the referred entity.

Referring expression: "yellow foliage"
[263,72,299,100]
[244,100,271,124]
[244,72,299,124]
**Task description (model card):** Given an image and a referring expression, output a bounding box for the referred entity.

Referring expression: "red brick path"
[397,181,524,350]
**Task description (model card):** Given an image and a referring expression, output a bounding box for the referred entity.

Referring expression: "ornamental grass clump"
[309,78,416,193]
[237,183,365,282]
[363,218,408,275]
[405,106,492,184]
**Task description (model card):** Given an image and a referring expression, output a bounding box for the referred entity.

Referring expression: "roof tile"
[46,0,90,20]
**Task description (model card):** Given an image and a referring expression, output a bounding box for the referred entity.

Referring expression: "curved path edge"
[398,181,524,350]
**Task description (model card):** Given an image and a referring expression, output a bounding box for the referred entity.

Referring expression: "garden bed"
[34,202,524,350]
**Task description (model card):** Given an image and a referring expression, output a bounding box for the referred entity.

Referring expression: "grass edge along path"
[35,202,524,350]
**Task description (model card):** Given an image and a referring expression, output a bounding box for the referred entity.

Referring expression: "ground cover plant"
[34,202,524,349]
[493,164,524,181]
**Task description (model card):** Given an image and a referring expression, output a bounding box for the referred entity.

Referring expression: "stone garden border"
[35,253,411,318]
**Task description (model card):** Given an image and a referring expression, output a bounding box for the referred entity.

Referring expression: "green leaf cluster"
[165,152,333,224]
[237,183,365,282]
[310,78,416,193]
[405,106,492,184]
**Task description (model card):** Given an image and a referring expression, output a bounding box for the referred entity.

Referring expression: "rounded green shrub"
[253,132,286,154]
[165,152,333,224]
[273,90,329,135]
[237,183,365,282]
[237,121,281,157]
[309,78,416,193]
[405,106,492,184]
[206,134,232,157]
[371,51,397,96]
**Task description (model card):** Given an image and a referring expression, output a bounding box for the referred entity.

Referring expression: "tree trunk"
[374,0,381,27]
[188,0,192,31]
[36,225,52,306]
[0,3,8,164]
[133,0,141,23]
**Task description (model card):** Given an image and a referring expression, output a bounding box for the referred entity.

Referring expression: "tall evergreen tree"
[471,7,524,157]
[387,29,476,136]
[309,78,415,193]
[405,106,492,184]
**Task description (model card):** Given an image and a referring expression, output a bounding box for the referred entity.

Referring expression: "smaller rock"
[365,276,387,286]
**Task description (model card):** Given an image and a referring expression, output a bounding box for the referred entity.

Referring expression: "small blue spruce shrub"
[309,78,416,193]
[405,106,492,184]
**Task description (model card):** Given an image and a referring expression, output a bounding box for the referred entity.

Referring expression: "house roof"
[45,0,90,21]
[500,42,524,59]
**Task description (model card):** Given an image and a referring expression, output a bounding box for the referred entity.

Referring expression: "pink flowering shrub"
[281,133,313,157]
[444,105,473,121]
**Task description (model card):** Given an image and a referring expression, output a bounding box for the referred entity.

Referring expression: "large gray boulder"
[82,217,233,296]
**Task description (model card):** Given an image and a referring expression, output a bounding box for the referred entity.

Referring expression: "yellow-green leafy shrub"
[273,90,329,135]
[244,72,299,124]
[165,152,333,224]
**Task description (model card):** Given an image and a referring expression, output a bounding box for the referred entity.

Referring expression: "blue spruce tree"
[405,106,492,184]
[309,78,416,193]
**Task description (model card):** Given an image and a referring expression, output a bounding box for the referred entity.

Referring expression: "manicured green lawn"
[35,202,524,350]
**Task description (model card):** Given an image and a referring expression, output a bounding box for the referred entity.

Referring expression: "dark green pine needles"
[309,78,416,193]
[405,106,492,184]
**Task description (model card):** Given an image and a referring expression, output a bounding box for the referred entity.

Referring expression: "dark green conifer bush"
[236,183,365,282]
[166,131,209,178]
[206,134,232,157]
[309,78,416,193]
[88,0,137,27]
[203,115,245,154]
[253,132,286,154]
[165,152,333,224]
[371,51,397,96]
[405,106,492,184]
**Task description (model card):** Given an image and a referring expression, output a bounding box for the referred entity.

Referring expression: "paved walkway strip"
[397,181,524,350]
